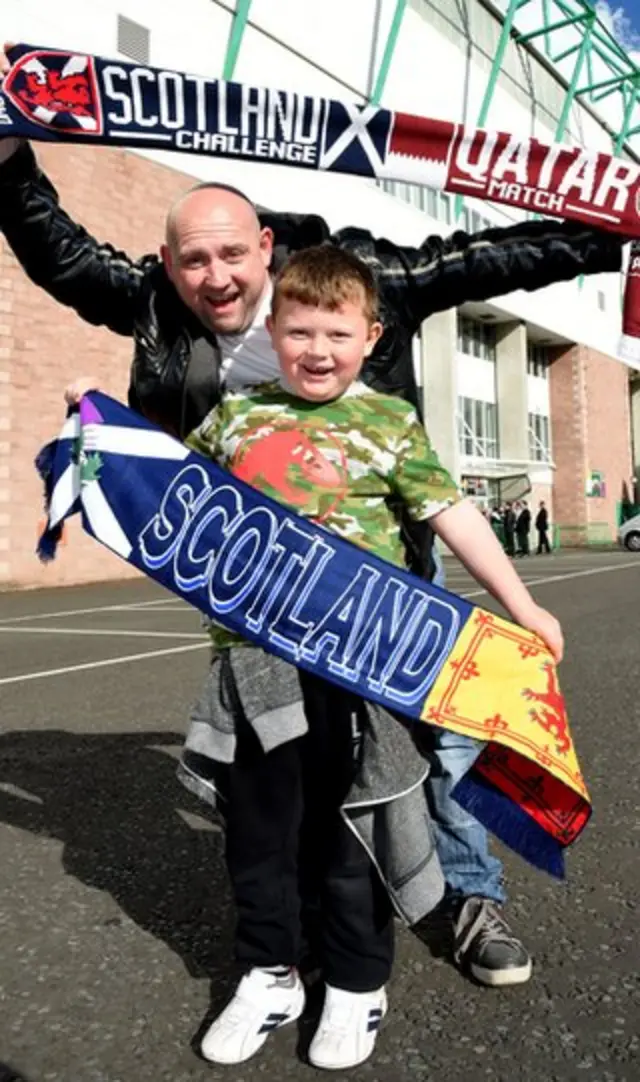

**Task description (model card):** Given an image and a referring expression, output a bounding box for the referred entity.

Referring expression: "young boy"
[184,246,562,1069]
[65,247,562,1071]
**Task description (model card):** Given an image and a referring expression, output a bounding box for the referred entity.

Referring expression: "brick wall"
[549,344,588,534]
[549,343,632,543]
[0,144,198,589]
[583,347,633,534]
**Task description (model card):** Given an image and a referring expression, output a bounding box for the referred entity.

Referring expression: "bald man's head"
[161,183,273,335]
[164,182,259,248]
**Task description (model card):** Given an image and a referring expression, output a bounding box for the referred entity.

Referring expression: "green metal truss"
[220,0,408,101]
[370,0,408,104]
[471,0,640,153]
[222,0,253,81]
[221,0,639,147]
[363,0,640,232]
[219,0,639,206]
[455,0,640,221]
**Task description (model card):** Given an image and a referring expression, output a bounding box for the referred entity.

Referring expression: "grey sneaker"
[452,896,532,987]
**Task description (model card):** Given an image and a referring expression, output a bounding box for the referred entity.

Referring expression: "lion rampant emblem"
[522,661,570,755]
[4,52,103,134]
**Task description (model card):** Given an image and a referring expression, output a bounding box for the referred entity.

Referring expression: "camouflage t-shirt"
[187,379,459,647]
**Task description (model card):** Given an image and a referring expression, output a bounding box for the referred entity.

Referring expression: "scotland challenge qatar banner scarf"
[2,42,640,356]
[3,42,640,235]
[37,393,591,878]
[2,42,640,235]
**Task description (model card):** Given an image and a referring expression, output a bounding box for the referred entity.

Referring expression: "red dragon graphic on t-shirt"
[231,423,349,522]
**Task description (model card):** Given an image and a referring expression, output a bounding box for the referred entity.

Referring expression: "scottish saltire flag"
[36,394,590,877]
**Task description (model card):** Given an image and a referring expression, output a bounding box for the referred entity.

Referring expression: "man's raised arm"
[0,138,153,336]
[333,216,624,332]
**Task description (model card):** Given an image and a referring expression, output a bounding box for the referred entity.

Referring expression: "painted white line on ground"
[0,597,176,625]
[135,607,194,616]
[460,559,640,599]
[0,626,204,640]
[0,641,210,687]
[117,598,182,610]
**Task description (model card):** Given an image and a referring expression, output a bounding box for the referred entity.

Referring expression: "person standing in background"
[536,500,551,554]
[516,500,531,557]
[503,503,516,557]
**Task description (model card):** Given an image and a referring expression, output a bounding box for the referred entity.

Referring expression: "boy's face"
[267,296,383,403]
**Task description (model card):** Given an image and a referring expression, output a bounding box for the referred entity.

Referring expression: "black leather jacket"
[0,143,624,436]
[0,143,624,574]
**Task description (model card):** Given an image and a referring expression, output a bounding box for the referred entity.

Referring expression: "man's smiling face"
[162,187,273,334]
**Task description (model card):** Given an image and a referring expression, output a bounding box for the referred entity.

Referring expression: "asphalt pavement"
[0,549,638,1082]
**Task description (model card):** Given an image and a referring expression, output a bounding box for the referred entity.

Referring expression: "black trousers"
[516,531,530,556]
[222,673,394,992]
[537,529,551,554]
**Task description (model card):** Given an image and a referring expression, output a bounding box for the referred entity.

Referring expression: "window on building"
[456,207,494,234]
[597,290,606,312]
[377,180,453,224]
[528,412,551,462]
[458,397,499,458]
[117,15,150,64]
[393,182,412,204]
[527,342,549,378]
[457,316,497,361]
[377,182,497,233]
[437,191,451,224]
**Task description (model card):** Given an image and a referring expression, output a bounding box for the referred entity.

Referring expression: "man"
[502,502,517,558]
[536,500,551,554]
[0,93,624,991]
[516,499,532,557]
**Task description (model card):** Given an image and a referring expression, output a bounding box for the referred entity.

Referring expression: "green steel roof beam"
[557,7,596,292]
[551,42,583,64]
[475,0,523,128]
[544,0,629,64]
[615,82,640,150]
[541,0,552,56]
[592,80,634,104]
[370,0,407,104]
[223,0,253,81]
[515,12,588,46]
[589,41,634,78]
[551,0,582,20]
[590,23,634,59]
[554,12,596,138]
[455,0,523,220]
[585,42,593,90]
[577,50,633,80]
[575,72,629,96]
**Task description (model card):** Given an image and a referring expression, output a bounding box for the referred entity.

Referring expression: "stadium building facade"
[1,0,639,586]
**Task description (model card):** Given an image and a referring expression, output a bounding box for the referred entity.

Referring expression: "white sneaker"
[201,967,305,1065]
[308,984,387,1070]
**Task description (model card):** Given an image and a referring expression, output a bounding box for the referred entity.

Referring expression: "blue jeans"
[426,547,505,904]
